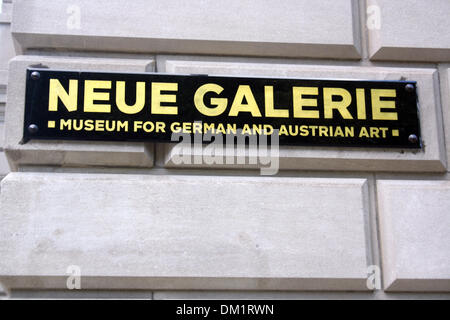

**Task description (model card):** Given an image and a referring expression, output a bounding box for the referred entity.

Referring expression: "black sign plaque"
[23,68,421,148]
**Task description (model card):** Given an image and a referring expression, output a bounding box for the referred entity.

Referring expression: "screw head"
[27,124,39,134]
[30,71,40,80]
[408,134,418,144]
[405,84,415,92]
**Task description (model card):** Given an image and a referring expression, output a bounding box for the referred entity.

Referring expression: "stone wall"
[0,0,449,299]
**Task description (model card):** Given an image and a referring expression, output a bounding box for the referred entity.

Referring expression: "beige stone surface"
[0,152,8,177]
[439,65,450,172]
[4,55,155,169]
[0,83,9,176]
[377,180,450,292]
[158,57,446,172]
[9,289,151,299]
[3,288,450,300]
[11,0,361,59]
[0,172,370,291]
[153,290,450,300]
[367,0,450,61]
[0,2,15,72]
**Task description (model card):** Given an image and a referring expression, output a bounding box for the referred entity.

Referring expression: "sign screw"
[405,84,415,92]
[408,134,418,144]
[28,124,39,134]
[30,71,40,80]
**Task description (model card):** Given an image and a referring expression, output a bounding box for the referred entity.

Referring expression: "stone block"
[4,55,155,169]
[367,0,450,61]
[158,57,446,172]
[0,2,15,72]
[377,180,450,292]
[11,0,361,59]
[0,172,371,291]
[438,65,450,172]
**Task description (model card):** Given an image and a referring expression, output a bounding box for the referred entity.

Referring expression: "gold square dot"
[392,129,399,137]
[48,120,56,128]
